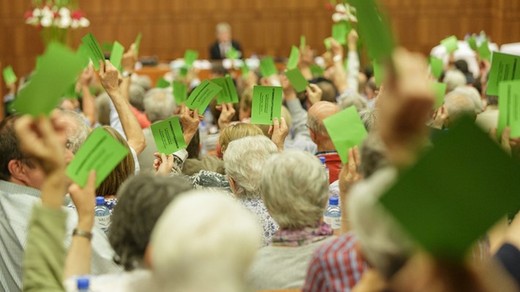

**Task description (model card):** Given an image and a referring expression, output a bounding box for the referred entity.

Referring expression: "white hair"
[261,150,329,229]
[216,22,231,34]
[443,69,466,93]
[451,86,483,114]
[60,110,90,154]
[348,167,414,278]
[143,89,175,123]
[444,90,477,124]
[338,92,368,112]
[151,190,262,292]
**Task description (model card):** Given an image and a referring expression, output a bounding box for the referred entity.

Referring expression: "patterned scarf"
[271,222,333,247]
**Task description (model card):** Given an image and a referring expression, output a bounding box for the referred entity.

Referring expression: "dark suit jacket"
[209,40,242,60]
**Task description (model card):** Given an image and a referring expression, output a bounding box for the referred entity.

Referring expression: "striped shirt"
[303,232,368,292]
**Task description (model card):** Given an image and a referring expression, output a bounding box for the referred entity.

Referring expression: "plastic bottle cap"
[96,196,105,206]
[329,196,339,205]
[77,277,89,289]
[319,156,326,164]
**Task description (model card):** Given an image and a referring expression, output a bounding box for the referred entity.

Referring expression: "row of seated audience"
[1,27,520,292]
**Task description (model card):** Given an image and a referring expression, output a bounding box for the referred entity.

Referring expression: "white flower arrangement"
[25,5,90,29]
[332,3,357,23]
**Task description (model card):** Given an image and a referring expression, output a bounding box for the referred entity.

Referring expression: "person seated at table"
[209,22,243,60]
[248,150,334,290]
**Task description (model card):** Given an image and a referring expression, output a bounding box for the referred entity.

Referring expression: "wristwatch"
[73,228,93,240]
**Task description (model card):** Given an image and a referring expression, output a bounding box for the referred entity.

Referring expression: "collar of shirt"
[0,180,40,198]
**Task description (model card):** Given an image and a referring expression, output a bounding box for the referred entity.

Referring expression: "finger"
[161,153,167,164]
[216,105,223,112]
[280,117,287,128]
[502,127,511,145]
[167,154,174,165]
[85,170,97,191]
[268,125,273,136]
[273,118,279,129]
[153,152,162,160]
[353,146,361,168]
[99,60,105,73]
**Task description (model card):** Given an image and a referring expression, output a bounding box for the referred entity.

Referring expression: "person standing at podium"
[209,22,243,60]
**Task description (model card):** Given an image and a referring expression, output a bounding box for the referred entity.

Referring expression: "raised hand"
[69,171,97,228]
[338,147,362,194]
[153,153,174,176]
[306,83,323,106]
[179,105,201,145]
[269,117,289,151]
[98,60,121,94]
[121,44,137,73]
[217,103,236,129]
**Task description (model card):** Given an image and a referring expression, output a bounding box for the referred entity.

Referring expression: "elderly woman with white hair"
[223,135,279,246]
[150,190,262,292]
[248,150,335,290]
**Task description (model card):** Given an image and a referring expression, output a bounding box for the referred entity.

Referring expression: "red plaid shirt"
[303,232,368,292]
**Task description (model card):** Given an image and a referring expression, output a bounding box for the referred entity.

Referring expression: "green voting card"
[212,76,239,104]
[76,43,91,67]
[241,62,250,77]
[66,127,130,188]
[429,56,444,79]
[498,80,520,138]
[2,66,17,85]
[260,57,277,77]
[380,117,520,260]
[81,33,105,70]
[441,35,459,54]
[250,86,283,125]
[173,81,187,104]
[184,50,198,68]
[300,35,306,51]
[285,68,308,93]
[150,116,187,154]
[310,64,325,78]
[324,38,332,50]
[467,35,478,51]
[134,33,142,55]
[486,52,520,96]
[287,46,300,70]
[156,78,170,89]
[350,0,395,62]
[323,106,368,164]
[110,41,124,71]
[185,80,222,113]
[432,82,447,109]
[373,61,384,86]
[226,47,239,60]
[101,42,113,53]
[12,43,84,116]
[332,21,349,45]
[179,66,188,77]
[478,40,491,61]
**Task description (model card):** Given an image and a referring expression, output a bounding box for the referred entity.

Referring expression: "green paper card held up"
[184,50,198,68]
[226,47,239,60]
[66,127,130,188]
[260,57,277,77]
[380,117,520,260]
[179,66,188,77]
[310,65,324,78]
[300,35,306,51]
[213,76,239,104]
[285,68,308,93]
[432,82,447,109]
[486,52,520,96]
[429,56,444,79]
[185,80,222,113]
[12,43,84,116]
[478,40,491,61]
[498,80,520,138]
[134,33,142,55]
[156,78,170,89]
[173,81,187,104]
[332,21,349,45]
[324,38,332,50]
[81,33,105,70]
[441,35,459,54]
[110,41,125,71]
[150,116,187,154]
[287,46,300,70]
[250,86,283,125]
[241,62,250,77]
[323,106,368,164]
[373,61,384,86]
[467,36,478,51]
[350,0,395,62]
[3,66,17,85]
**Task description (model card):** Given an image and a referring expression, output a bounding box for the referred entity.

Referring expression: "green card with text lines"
[250,86,283,125]
[213,75,239,104]
[185,80,222,113]
[66,127,129,188]
[151,116,187,154]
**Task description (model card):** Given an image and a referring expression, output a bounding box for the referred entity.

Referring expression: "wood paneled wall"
[1,0,519,92]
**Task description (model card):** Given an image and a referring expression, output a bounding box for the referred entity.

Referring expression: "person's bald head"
[307,101,339,137]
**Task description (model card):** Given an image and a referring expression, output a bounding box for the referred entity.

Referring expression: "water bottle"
[319,156,329,182]
[76,276,90,292]
[95,196,111,234]
[324,196,341,231]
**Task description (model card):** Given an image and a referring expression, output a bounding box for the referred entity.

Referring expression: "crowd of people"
[1,16,520,292]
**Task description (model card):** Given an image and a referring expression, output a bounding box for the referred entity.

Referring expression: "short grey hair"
[95,93,111,126]
[348,167,414,278]
[360,107,377,132]
[261,150,329,229]
[451,86,483,114]
[143,89,175,123]
[223,136,278,198]
[338,92,368,112]
[307,114,327,136]
[60,110,90,154]
[129,84,146,112]
[151,190,262,292]
[444,90,477,124]
[359,133,388,178]
[216,22,231,34]
[443,69,466,93]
